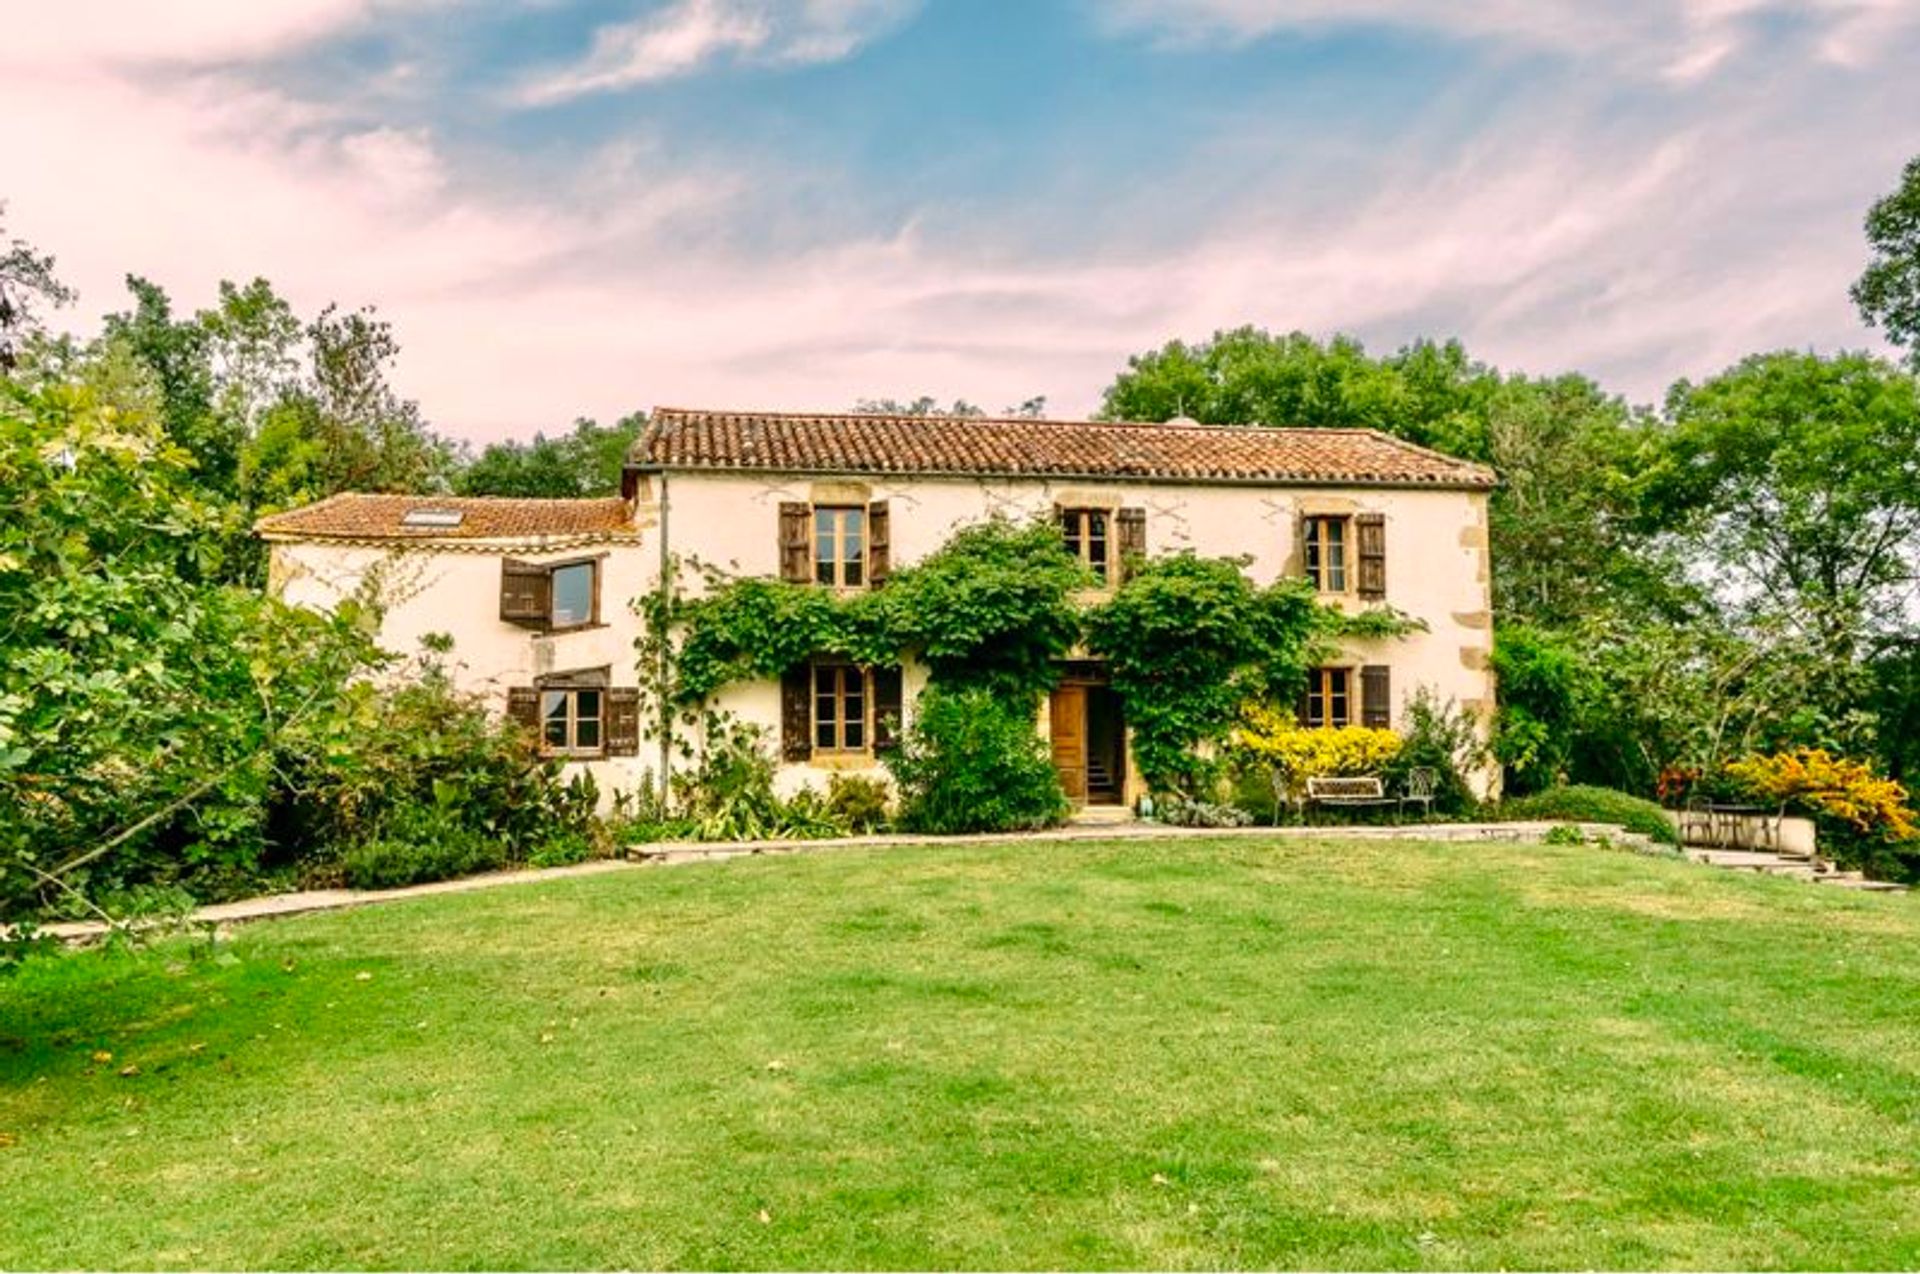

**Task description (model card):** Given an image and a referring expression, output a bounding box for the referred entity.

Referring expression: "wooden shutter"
[506,686,540,735]
[1361,665,1392,729]
[500,559,551,627]
[1116,507,1146,582]
[868,500,891,586]
[1356,512,1387,601]
[779,502,812,583]
[781,665,813,761]
[872,665,904,750]
[607,687,641,756]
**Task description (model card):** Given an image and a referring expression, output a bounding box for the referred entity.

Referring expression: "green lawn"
[4,837,1918,1270]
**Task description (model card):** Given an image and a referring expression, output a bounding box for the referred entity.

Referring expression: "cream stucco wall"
[642,469,1497,799]
[269,534,659,801]
[264,466,1497,807]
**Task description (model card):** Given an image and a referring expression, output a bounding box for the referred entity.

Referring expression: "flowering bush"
[1230,704,1402,801]
[1724,749,1917,840]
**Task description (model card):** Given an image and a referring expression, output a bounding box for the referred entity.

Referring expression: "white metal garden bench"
[1305,775,1398,814]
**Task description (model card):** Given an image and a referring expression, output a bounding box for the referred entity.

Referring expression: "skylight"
[401,508,466,528]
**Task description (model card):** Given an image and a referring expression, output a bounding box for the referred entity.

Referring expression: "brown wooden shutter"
[607,687,641,756]
[867,501,891,586]
[1361,665,1392,729]
[779,502,812,583]
[781,665,813,761]
[500,559,551,627]
[507,686,540,736]
[1356,512,1387,601]
[872,665,904,750]
[1116,507,1146,582]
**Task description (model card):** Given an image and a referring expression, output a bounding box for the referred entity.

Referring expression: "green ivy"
[644,521,1418,805]
[1083,554,1418,798]
[658,517,1087,708]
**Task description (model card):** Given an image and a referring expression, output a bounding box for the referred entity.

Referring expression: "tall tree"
[1485,374,1682,625]
[1853,154,1920,369]
[457,414,647,498]
[238,303,456,508]
[1100,328,1496,452]
[1647,351,1920,671]
[852,396,987,417]
[0,204,75,372]
[103,276,239,492]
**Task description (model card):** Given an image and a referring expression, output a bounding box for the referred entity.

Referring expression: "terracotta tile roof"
[635,407,1495,489]
[255,494,635,542]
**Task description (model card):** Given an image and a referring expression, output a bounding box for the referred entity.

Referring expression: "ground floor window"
[1303,666,1352,729]
[542,686,603,756]
[814,664,869,753]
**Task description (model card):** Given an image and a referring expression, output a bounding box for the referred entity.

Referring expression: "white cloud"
[515,0,916,104]
[1099,0,1920,80]
[0,0,1909,443]
[0,0,385,69]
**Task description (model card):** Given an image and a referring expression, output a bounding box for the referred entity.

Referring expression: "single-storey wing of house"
[258,407,1499,806]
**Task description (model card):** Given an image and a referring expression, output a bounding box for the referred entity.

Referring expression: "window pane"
[845,720,865,750]
[542,691,569,747]
[1326,521,1347,591]
[575,689,601,721]
[843,555,863,586]
[551,563,594,626]
[815,666,833,695]
[575,719,600,749]
[816,719,835,749]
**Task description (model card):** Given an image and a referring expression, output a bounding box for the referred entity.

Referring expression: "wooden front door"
[1050,686,1087,803]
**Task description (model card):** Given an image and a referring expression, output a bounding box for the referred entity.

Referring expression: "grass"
[4,836,1919,1270]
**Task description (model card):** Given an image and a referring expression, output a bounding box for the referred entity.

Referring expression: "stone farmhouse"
[259,407,1500,807]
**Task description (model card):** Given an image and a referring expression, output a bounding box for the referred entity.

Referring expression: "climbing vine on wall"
[640,517,1089,711]
[1083,553,1420,798]
[639,520,1420,802]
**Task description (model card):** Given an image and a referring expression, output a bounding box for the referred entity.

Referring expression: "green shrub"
[271,654,599,880]
[341,804,507,889]
[1498,784,1677,845]
[826,774,893,833]
[1382,689,1487,816]
[885,687,1069,834]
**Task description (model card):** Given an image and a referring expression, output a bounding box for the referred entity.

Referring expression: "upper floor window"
[551,561,596,627]
[814,506,866,588]
[1304,515,1349,593]
[500,556,600,631]
[1060,508,1110,583]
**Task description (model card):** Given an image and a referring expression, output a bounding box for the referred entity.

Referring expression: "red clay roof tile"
[254,494,634,542]
[634,408,1494,488]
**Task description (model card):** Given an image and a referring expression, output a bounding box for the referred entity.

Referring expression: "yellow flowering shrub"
[1724,748,1917,841]
[1231,703,1402,797]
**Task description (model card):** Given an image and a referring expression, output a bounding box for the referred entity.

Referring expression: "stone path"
[1686,846,1908,892]
[37,815,1901,943]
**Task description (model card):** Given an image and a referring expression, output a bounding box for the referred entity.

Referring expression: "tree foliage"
[457,414,645,498]
[1084,554,1330,797]
[1648,351,1920,662]
[0,203,76,372]
[1853,154,1920,369]
[0,376,380,917]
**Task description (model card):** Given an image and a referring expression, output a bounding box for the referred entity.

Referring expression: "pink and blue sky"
[5,0,1917,442]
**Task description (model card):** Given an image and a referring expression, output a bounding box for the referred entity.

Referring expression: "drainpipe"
[655,471,673,808]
